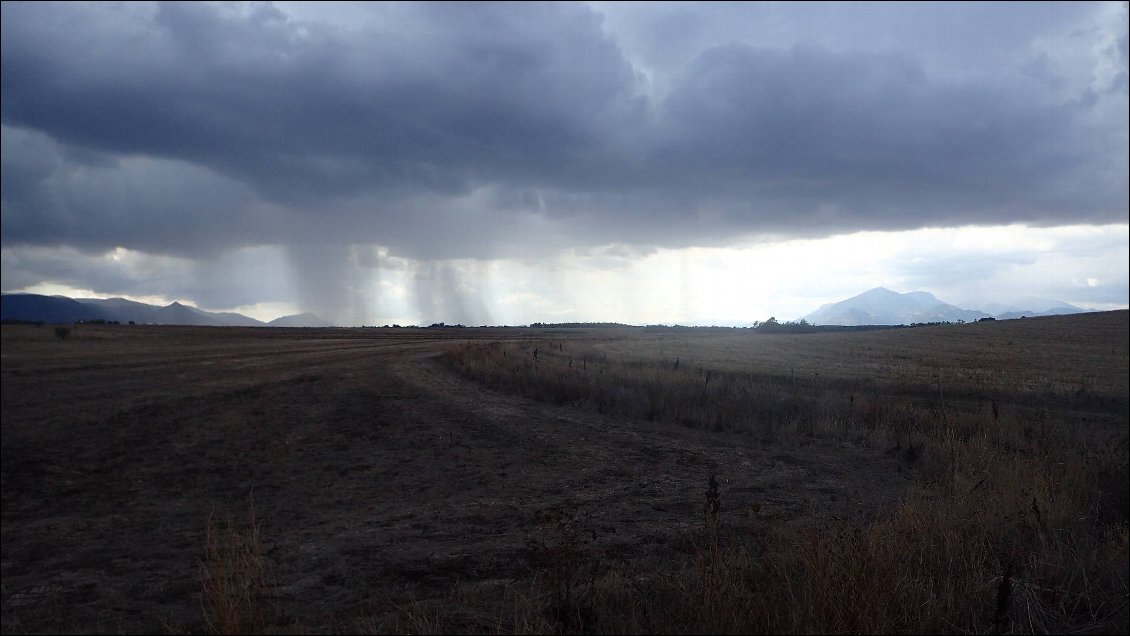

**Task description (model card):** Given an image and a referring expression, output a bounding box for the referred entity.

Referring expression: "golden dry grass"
[436,312,1129,634]
[199,496,276,635]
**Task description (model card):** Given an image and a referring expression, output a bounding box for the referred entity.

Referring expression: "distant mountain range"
[265,312,333,328]
[801,287,1089,326]
[0,293,331,327]
[1,289,1092,329]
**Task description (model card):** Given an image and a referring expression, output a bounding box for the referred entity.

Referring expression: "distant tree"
[754,317,817,334]
[756,317,781,333]
[790,318,818,333]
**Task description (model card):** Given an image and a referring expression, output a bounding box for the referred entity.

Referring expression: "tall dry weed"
[199,495,275,635]
[439,337,1128,633]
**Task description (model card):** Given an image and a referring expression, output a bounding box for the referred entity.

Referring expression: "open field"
[2,313,1127,634]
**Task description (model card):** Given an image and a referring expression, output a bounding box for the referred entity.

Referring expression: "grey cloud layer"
[2,1,1127,260]
[0,244,294,309]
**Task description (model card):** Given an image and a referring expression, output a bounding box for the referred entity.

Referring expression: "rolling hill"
[802,288,989,326]
[1,294,266,327]
[267,313,333,327]
[802,288,1092,326]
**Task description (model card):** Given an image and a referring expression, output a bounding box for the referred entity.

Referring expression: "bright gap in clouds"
[8,224,1128,326]
[15,283,177,311]
[541,224,1128,325]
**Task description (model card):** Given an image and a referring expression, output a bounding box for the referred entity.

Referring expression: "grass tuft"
[198,495,275,635]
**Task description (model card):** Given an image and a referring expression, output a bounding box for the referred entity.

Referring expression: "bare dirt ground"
[1,325,911,633]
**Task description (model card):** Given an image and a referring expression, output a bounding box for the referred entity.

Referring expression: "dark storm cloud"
[1,2,641,199]
[1,1,1127,261]
[1,126,285,256]
[646,44,1124,233]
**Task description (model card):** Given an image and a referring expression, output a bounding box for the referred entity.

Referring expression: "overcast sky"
[2,1,1127,325]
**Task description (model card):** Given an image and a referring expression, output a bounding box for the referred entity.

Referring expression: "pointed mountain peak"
[856,287,901,299]
[803,287,988,326]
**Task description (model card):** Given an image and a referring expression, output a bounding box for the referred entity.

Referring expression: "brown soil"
[1,325,910,633]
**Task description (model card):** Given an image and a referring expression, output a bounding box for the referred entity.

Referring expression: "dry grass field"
[2,312,1127,634]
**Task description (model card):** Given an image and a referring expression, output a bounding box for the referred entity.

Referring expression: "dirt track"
[1,326,910,633]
